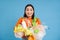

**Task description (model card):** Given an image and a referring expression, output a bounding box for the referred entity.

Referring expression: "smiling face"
[25,6,34,18]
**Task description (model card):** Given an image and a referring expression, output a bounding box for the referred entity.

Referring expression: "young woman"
[14,4,46,40]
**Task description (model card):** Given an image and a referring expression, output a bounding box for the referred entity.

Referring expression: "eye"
[30,9,32,11]
[26,8,29,11]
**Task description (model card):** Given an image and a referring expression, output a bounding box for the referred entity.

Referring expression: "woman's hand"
[32,25,46,40]
[32,25,45,32]
[15,32,25,38]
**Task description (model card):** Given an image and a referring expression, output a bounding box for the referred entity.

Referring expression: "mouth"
[28,13,32,15]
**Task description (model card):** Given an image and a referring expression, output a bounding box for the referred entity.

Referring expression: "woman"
[14,4,46,40]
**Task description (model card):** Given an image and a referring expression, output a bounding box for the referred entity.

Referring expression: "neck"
[28,17,32,19]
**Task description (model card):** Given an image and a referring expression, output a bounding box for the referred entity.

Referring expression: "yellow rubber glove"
[14,24,25,33]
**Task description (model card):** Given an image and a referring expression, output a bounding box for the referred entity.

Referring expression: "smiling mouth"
[28,13,32,15]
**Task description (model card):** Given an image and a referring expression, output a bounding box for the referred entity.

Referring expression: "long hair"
[24,4,35,19]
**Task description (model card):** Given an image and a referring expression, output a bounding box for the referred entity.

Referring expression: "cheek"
[26,11,29,15]
[30,11,34,15]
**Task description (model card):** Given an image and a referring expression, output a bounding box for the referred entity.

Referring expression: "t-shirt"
[16,17,41,27]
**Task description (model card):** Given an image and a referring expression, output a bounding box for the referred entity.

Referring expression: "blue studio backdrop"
[0,0,60,40]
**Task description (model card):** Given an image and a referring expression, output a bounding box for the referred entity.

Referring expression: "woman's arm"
[16,17,23,26]
[36,18,41,25]
[14,17,25,38]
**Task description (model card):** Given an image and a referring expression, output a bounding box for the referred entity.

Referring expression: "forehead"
[26,6,33,9]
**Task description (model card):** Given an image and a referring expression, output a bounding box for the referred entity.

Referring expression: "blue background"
[0,0,60,40]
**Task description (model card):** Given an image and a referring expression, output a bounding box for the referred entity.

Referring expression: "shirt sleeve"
[14,17,23,33]
[36,18,41,25]
[16,17,23,26]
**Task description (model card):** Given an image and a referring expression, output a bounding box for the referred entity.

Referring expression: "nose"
[28,10,31,13]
